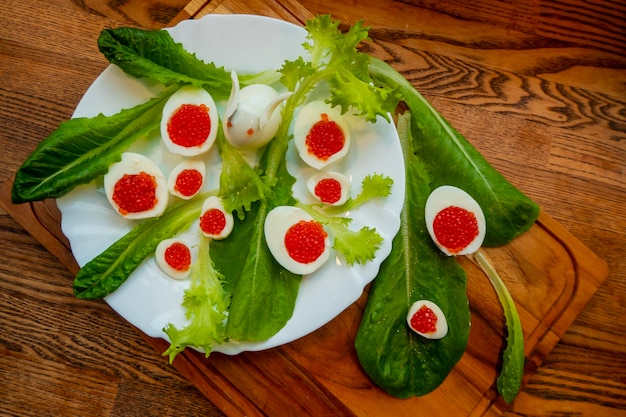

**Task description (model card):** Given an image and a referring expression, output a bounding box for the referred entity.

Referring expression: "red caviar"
[112,172,157,215]
[164,242,192,272]
[433,206,479,254]
[305,113,345,160]
[167,103,212,147]
[174,169,203,197]
[410,305,438,334]
[284,220,327,264]
[200,208,227,236]
[314,178,342,204]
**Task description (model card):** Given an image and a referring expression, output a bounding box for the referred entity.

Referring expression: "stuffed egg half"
[264,206,330,275]
[425,185,486,256]
[103,152,168,219]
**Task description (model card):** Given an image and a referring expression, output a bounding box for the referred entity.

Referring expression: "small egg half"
[424,185,486,256]
[264,206,330,275]
[103,152,168,219]
[160,85,219,156]
[155,238,193,280]
[406,300,448,339]
[306,171,350,206]
[168,159,206,200]
[293,100,350,170]
[199,196,234,240]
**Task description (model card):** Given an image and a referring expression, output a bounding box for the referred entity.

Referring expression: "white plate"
[57,14,405,355]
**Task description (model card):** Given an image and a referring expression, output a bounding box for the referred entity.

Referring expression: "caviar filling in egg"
[103,152,168,219]
[160,86,219,156]
[425,185,486,256]
[306,113,345,160]
[264,206,331,275]
[199,196,234,240]
[406,300,448,339]
[155,238,193,280]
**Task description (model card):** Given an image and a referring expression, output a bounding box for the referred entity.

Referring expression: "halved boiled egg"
[168,159,206,200]
[160,85,219,156]
[103,152,168,219]
[425,185,486,256]
[264,206,330,275]
[155,238,193,280]
[306,171,350,206]
[224,70,291,149]
[199,196,234,240]
[293,100,350,170]
[406,300,448,339]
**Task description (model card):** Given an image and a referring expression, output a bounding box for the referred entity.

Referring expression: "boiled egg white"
[306,171,351,206]
[224,70,291,149]
[293,100,350,170]
[103,152,168,219]
[406,300,448,339]
[155,238,193,280]
[160,85,219,156]
[167,158,206,200]
[264,206,330,275]
[199,196,234,240]
[424,185,486,256]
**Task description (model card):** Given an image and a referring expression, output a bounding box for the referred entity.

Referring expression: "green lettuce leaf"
[73,193,209,299]
[368,57,539,246]
[355,113,470,398]
[11,87,177,204]
[98,27,232,99]
[163,234,230,363]
[210,131,300,342]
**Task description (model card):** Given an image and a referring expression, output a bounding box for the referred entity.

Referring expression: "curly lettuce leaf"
[12,86,177,204]
[73,193,209,299]
[368,57,539,246]
[98,27,232,98]
[355,112,470,398]
[280,16,400,123]
[216,126,273,219]
[163,235,230,363]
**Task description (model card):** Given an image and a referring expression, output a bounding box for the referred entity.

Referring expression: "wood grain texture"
[0,0,624,416]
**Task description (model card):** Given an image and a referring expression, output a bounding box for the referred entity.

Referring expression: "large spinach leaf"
[369,57,539,246]
[355,113,470,398]
[12,87,177,204]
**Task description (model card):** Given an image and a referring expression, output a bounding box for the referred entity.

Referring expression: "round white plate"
[57,14,405,355]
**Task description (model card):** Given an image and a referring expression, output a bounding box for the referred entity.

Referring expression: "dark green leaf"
[368,57,539,246]
[355,112,470,398]
[98,27,232,99]
[73,194,207,299]
[12,87,176,204]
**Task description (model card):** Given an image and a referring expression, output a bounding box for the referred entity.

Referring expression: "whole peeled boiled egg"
[424,185,486,256]
[167,158,206,200]
[306,171,350,206]
[103,152,168,219]
[160,85,219,156]
[293,100,350,170]
[264,206,330,275]
[223,70,291,149]
[199,196,234,240]
[406,299,448,339]
[155,238,193,280]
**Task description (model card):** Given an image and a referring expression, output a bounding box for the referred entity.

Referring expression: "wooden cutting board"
[0,0,609,416]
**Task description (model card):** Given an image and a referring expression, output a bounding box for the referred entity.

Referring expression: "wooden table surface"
[1,0,624,416]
